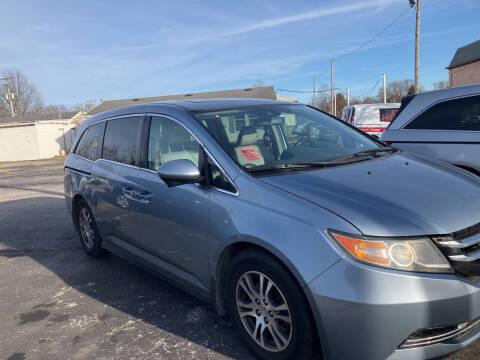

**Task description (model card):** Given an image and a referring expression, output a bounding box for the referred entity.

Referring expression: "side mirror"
[157,159,202,187]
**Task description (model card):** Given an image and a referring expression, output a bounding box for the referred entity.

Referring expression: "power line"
[352,78,381,98]
[277,4,413,96]
[336,6,413,63]
[313,4,412,82]
[276,87,339,94]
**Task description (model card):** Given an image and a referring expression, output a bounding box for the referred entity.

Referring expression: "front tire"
[226,250,319,360]
[76,200,108,258]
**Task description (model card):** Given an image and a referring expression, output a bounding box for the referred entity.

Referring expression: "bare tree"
[350,96,379,105]
[433,80,448,90]
[310,84,331,112]
[75,100,96,113]
[252,79,264,88]
[375,79,424,103]
[0,68,43,117]
[376,79,411,103]
[42,100,96,114]
[334,92,347,117]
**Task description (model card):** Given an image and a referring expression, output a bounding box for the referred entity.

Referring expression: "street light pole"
[414,0,421,93]
[382,73,387,103]
[330,59,334,114]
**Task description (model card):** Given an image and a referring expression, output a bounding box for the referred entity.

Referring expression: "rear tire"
[226,250,319,360]
[75,200,108,258]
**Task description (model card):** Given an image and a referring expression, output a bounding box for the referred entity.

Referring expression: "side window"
[405,95,480,131]
[102,116,141,165]
[208,158,236,193]
[74,122,104,161]
[147,116,200,171]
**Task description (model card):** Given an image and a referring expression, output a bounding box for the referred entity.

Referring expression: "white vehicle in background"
[342,103,400,137]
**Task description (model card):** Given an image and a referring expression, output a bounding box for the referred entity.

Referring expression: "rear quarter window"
[405,95,480,131]
[73,122,105,161]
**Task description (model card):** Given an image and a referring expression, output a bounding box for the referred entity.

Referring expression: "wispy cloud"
[1,0,475,104]
[219,0,403,37]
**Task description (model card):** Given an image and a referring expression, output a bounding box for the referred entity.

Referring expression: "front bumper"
[307,258,480,360]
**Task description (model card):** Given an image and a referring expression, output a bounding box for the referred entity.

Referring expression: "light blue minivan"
[65,98,480,360]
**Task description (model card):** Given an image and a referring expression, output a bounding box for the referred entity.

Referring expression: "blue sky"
[1,0,480,106]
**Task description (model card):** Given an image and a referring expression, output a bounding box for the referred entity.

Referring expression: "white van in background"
[342,103,400,137]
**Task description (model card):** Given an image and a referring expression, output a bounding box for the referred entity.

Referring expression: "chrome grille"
[399,317,480,349]
[434,223,480,278]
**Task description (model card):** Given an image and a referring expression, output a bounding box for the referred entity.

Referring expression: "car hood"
[260,153,480,237]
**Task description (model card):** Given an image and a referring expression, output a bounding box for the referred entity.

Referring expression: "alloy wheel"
[236,271,292,352]
[79,207,95,249]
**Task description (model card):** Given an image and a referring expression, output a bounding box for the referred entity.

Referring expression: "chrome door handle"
[134,191,153,203]
[123,185,152,203]
[122,185,135,199]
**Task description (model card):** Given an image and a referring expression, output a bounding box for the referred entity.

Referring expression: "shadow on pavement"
[0,195,253,360]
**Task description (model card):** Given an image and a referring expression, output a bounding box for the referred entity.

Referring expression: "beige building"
[447,39,480,87]
[0,111,83,162]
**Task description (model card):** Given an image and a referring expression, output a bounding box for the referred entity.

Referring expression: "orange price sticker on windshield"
[240,146,261,162]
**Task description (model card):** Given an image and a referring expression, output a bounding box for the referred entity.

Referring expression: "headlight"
[327,230,453,273]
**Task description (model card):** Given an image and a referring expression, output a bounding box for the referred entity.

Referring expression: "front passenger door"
[134,116,210,294]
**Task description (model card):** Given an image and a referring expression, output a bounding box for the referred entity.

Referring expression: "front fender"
[208,172,357,287]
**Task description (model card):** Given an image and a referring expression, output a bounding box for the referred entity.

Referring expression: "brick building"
[447,39,480,87]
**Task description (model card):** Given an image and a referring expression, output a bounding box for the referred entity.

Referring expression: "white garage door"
[0,124,40,162]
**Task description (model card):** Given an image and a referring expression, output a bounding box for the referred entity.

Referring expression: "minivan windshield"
[193,104,387,171]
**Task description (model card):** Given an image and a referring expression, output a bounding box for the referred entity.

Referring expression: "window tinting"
[147,116,200,171]
[208,158,236,193]
[102,117,141,165]
[74,122,104,160]
[405,95,480,131]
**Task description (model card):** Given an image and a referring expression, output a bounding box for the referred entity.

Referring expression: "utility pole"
[346,88,350,106]
[330,59,334,115]
[382,73,387,103]
[414,0,421,93]
[333,89,337,116]
[313,75,316,108]
[1,77,16,117]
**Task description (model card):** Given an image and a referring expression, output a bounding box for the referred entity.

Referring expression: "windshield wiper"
[290,147,398,167]
[246,164,291,173]
[246,163,330,173]
[353,146,397,157]
[247,147,398,173]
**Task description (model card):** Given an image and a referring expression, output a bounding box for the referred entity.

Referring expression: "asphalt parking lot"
[0,158,478,360]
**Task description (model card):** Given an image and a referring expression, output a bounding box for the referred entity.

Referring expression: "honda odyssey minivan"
[64,98,480,360]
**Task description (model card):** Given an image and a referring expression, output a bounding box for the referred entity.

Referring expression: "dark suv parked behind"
[381,84,480,176]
